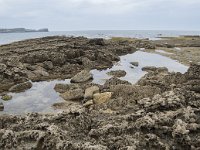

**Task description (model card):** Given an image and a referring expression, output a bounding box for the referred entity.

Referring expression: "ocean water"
[0,30,200,45]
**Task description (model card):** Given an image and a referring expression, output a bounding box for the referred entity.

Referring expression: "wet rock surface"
[0,64,199,149]
[0,36,139,93]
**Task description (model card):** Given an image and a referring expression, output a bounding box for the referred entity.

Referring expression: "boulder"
[9,81,32,93]
[71,70,93,83]
[93,92,112,105]
[84,86,100,100]
[60,89,84,101]
[0,63,7,73]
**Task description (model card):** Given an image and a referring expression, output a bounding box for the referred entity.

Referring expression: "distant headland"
[0,28,49,33]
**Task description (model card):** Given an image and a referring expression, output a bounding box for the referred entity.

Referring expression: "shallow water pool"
[92,51,188,85]
[0,51,189,114]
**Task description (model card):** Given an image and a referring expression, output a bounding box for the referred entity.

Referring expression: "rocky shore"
[0,63,199,149]
[149,36,200,65]
[0,36,200,149]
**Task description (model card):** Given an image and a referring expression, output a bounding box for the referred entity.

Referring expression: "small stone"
[84,86,100,100]
[131,62,139,67]
[93,92,112,105]
[1,94,12,101]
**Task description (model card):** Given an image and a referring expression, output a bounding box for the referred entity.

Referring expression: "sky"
[0,0,200,31]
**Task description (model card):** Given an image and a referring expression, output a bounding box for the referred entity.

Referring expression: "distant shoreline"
[0,28,49,33]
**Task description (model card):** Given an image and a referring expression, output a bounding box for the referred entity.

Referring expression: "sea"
[0,30,200,45]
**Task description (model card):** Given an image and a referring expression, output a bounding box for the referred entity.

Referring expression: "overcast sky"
[0,0,200,31]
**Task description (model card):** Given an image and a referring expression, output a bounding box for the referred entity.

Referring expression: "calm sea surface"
[0,30,200,45]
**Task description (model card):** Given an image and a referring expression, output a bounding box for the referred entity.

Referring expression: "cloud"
[0,0,200,30]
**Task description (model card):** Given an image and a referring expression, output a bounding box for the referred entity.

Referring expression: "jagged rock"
[107,70,126,77]
[71,70,93,83]
[9,81,32,93]
[93,92,112,104]
[84,86,100,100]
[60,89,84,101]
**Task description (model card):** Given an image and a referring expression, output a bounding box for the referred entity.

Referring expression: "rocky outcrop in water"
[1,64,199,149]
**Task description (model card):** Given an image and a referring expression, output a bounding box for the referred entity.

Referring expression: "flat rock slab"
[71,70,93,83]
